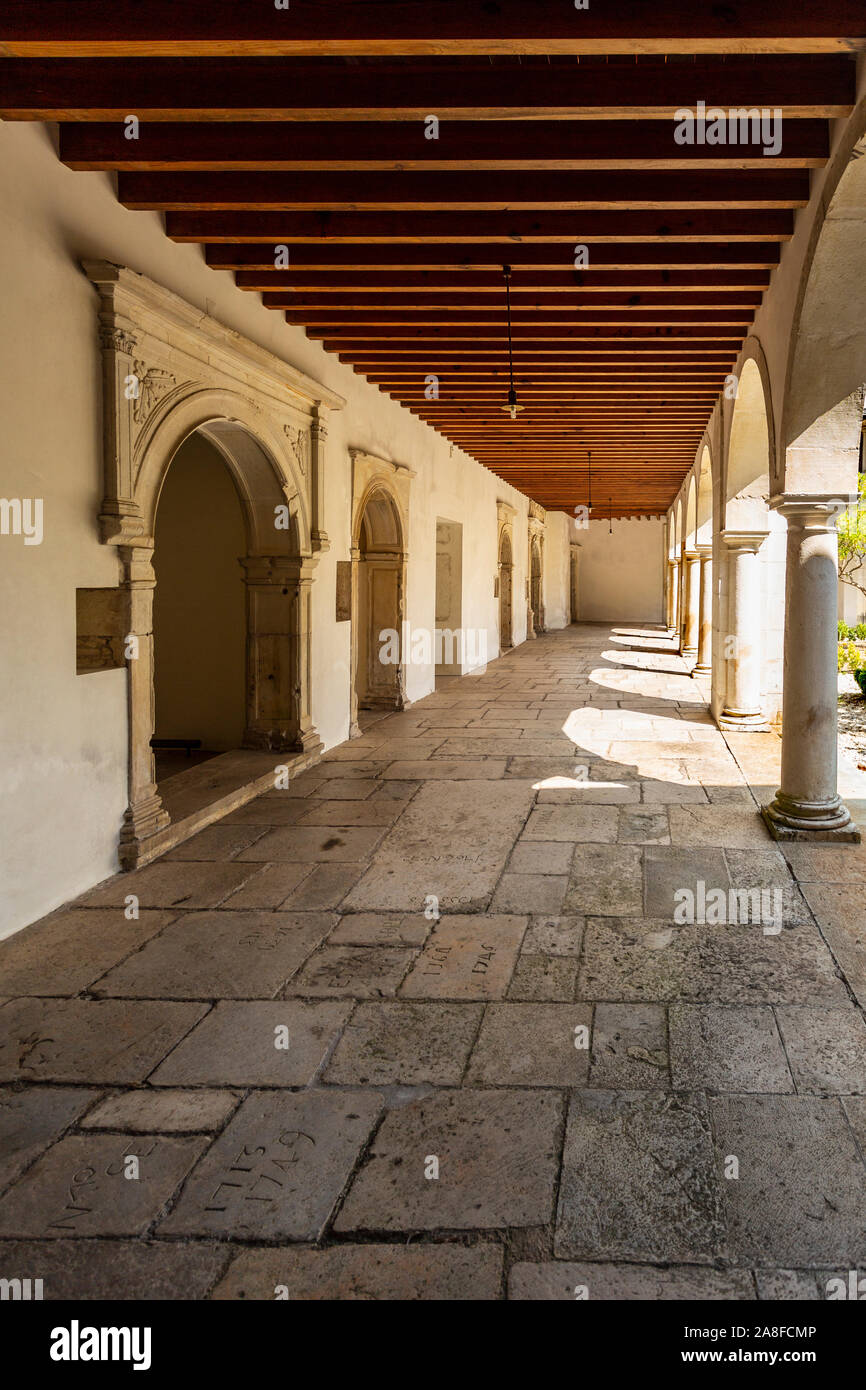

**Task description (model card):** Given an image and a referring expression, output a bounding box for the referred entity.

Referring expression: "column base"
[718,708,770,733]
[295,727,324,758]
[680,646,697,662]
[692,663,712,676]
[761,792,861,842]
[119,791,170,870]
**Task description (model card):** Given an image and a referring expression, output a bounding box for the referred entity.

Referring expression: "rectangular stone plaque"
[76,587,126,673]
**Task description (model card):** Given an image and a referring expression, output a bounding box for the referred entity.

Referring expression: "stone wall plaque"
[76,587,126,674]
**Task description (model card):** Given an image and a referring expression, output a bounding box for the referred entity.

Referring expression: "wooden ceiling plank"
[165,209,793,243]
[2,1,865,56]
[59,119,828,170]
[120,170,810,212]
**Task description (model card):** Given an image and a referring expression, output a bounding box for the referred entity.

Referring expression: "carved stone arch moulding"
[497,498,517,552]
[82,261,345,869]
[496,499,517,648]
[83,260,344,552]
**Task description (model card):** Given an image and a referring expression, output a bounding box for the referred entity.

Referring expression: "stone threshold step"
[135,747,320,869]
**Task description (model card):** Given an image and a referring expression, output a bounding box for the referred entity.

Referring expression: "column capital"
[682,547,700,561]
[720,529,768,552]
[769,492,858,527]
[118,542,156,584]
[695,543,712,558]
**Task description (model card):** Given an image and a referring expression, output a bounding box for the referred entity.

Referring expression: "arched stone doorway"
[118,413,316,868]
[530,535,544,635]
[85,261,342,868]
[354,487,406,718]
[349,449,412,737]
[527,503,546,638]
[152,430,246,784]
[498,529,513,650]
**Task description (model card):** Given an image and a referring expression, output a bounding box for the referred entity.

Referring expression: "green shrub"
[839,640,862,673]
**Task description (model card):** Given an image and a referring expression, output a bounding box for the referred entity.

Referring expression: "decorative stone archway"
[569,541,582,623]
[496,500,516,651]
[349,449,413,736]
[527,502,546,637]
[84,261,344,868]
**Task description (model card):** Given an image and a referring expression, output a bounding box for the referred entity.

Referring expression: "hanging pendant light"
[609,499,613,535]
[587,450,592,514]
[499,265,524,420]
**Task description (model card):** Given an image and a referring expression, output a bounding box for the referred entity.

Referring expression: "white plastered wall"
[543,511,573,629]
[577,518,665,623]
[0,121,573,937]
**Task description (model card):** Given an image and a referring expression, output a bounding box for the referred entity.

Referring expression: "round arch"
[696,445,713,545]
[352,479,405,553]
[136,387,312,556]
[684,474,698,548]
[781,102,866,493]
[725,351,773,531]
[498,523,514,648]
[117,406,321,869]
[351,478,408,729]
[529,531,544,635]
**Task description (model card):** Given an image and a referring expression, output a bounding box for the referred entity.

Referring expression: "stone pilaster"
[117,544,169,868]
[309,406,330,554]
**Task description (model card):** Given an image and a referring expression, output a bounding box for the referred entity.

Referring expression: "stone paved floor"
[2,623,866,1301]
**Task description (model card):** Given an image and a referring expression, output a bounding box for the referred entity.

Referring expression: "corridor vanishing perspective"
[4,1,866,1328]
[1,625,865,1300]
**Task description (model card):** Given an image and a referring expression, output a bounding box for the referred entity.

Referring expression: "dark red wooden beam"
[1,56,852,119]
[204,243,779,271]
[1,2,864,55]
[120,170,810,211]
[165,209,793,244]
[60,120,828,170]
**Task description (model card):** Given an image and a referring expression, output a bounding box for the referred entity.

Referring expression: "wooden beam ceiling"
[0,9,857,515]
[1,3,864,56]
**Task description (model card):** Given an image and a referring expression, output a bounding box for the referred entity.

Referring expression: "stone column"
[680,549,700,659]
[118,543,169,869]
[762,497,859,841]
[693,546,713,675]
[718,531,769,731]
